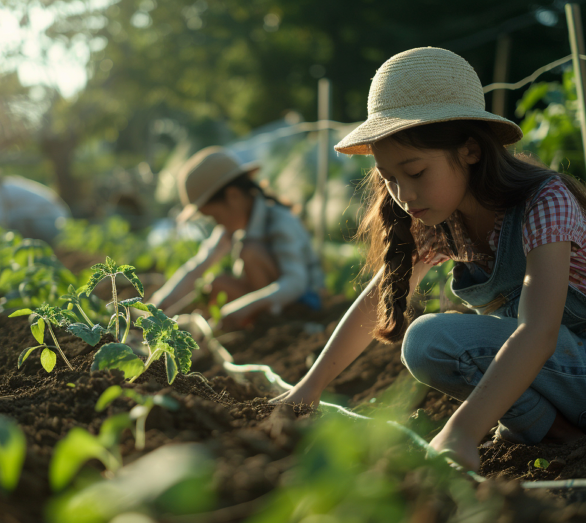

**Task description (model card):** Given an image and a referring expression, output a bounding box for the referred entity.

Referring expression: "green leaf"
[40,348,57,373]
[31,318,45,345]
[0,415,26,492]
[153,394,180,411]
[18,346,43,368]
[67,323,106,346]
[49,428,110,491]
[8,309,33,317]
[120,297,149,312]
[98,412,132,449]
[84,271,107,297]
[95,385,124,412]
[91,343,145,379]
[165,352,178,384]
[121,269,144,297]
[534,458,550,469]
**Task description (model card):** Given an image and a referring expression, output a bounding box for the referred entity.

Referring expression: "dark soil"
[2,289,586,522]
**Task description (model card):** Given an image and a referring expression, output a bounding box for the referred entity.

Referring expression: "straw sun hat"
[334,47,523,155]
[176,146,259,223]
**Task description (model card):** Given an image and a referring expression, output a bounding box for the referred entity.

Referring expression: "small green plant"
[0,230,77,312]
[9,304,78,372]
[132,304,197,383]
[533,458,550,470]
[84,257,144,342]
[96,385,179,449]
[49,413,131,492]
[91,303,198,384]
[0,414,27,492]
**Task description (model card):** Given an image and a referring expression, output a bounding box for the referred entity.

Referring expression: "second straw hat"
[335,47,523,155]
[177,146,259,222]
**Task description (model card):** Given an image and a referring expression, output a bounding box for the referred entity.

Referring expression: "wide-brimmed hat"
[335,47,523,155]
[176,146,259,223]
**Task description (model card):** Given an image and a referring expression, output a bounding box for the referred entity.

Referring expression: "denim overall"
[402,177,586,444]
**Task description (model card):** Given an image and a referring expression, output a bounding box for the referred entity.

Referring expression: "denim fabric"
[402,177,586,444]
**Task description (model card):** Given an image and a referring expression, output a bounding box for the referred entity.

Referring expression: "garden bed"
[2,291,586,521]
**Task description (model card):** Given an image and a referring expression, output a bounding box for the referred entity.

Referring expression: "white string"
[483,54,586,93]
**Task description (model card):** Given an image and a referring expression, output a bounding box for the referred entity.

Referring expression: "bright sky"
[0,0,113,99]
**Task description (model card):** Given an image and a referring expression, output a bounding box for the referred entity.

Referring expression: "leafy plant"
[0,415,27,492]
[132,304,197,384]
[516,69,585,180]
[91,303,198,384]
[84,257,144,343]
[0,230,78,312]
[95,385,179,449]
[9,304,78,372]
[49,414,131,492]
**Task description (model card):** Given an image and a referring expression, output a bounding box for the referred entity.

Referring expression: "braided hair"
[358,120,586,343]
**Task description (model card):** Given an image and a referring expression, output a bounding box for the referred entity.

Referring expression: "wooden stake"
[315,78,331,254]
[492,34,511,117]
[566,3,586,165]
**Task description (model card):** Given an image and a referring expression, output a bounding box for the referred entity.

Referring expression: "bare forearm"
[150,255,209,309]
[299,277,379,392]
[447,325,557,442]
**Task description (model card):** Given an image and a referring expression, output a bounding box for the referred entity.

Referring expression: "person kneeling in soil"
[150,146,323,330]
[273,47,586,473]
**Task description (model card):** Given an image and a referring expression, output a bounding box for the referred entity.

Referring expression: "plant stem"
[128,346,159,384]
[76,304,94,328]
[111,275,119,341]
[135,413,148,450]
[121,308,131,344]
[47,323,74,371]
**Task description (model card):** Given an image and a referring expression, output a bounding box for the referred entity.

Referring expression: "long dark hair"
[357,120,586,343]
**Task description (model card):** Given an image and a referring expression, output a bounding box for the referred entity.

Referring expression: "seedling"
[49,413,131,491]
[84,257,144,342]
[132,304,197,384]
[0,415,26,492]
[91,304,198,384]
[96,385,179,449]
[9,304,77,372]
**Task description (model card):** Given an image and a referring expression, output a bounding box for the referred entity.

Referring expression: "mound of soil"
[2,295,586,522]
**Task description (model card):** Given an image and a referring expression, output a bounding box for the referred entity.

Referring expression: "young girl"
[150,146,323,329]
[274,47,586,472]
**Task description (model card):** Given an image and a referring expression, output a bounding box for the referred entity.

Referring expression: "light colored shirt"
[0,176,71,242]
[200,194,323,309]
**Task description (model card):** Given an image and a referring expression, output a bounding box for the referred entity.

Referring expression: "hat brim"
[176,162,261,223]
[334,103,523,155]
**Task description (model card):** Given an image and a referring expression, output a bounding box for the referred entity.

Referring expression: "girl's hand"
[269,381,322,408]
[428,422,481,473]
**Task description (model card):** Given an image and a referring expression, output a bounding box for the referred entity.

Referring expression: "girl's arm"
[150,226,231,311]
[272,260,432,405]
[430,241,572,471]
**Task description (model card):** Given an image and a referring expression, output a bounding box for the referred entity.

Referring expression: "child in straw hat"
[273,47,586,471]
[150,146,323,330]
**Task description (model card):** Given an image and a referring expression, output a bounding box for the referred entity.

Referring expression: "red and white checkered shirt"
[418,177,586,294]
[489,177,586,292]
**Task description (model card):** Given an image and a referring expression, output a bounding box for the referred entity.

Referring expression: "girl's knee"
[402,314,444,381]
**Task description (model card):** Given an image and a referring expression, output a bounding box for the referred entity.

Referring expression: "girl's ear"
[459,137,481,165]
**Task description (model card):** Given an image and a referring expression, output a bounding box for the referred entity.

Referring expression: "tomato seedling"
[49,413,131,491]
[9,304,78,372]
[96,385,179,450]
[84,257,144,343]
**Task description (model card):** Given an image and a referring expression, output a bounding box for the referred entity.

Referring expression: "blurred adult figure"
[150,146,323,330]
[0,175,71,243]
